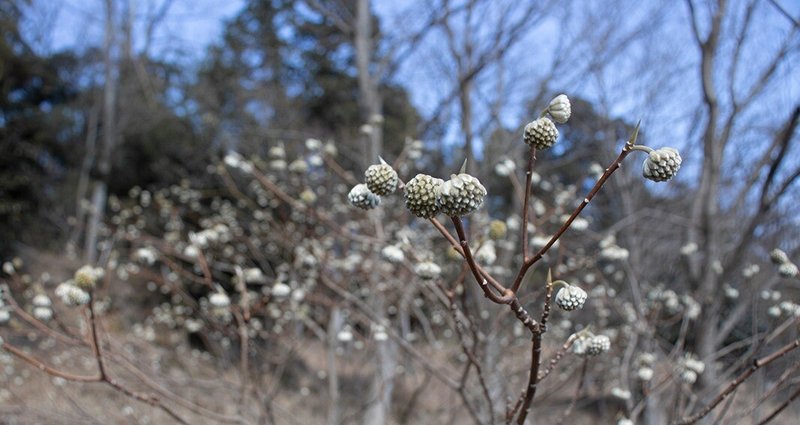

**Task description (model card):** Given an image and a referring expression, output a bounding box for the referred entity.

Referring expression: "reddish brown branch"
[429,217,506,292]
[451,216,513,304]
[521,146,537,260]
[510,137,636,293]
[516,332,544,424]
[1,342,101,382]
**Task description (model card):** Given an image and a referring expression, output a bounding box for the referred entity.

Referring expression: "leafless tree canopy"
[1,0,798,424]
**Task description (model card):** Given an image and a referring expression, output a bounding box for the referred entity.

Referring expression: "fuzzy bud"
[209,291,230,309]
[555,284,588,311]
[642,147,682,182]
[585,335,611,356]
[437,173,487,216]
[348,184,381,210]
[56,283,90,307]
[33,307,53,321]
[404,174,443,218]
[32,294,52,308]
[364,159,398,196]
[778,262,799,278]
[488,220,508,240]
[524,117,558,150]
[770,249,789,265]
[74,265,99,291]
[548,94,571,124]
[414,261,442,280]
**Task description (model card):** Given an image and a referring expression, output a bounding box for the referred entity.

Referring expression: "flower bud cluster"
[770,248,798,278]
[572,332,611,357]
[348,184,381,210]
[55,281,91,307]
[74,265,103,291]
[350,159,488,218]
[364,159,398,196]
[676,354,705,384]
[0,292,10,324]
[404,174,444,218]
[555,283,588,311]
[414,261,442,280]
[437,173,487,217]
[522,94,571,150]
[642,147,682,182]
[32,293,53,322]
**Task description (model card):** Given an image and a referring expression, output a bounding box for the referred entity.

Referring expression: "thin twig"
[521,146,536,260]
[451,216,513,304]
[674,339,800,424]
[755,384,800,425]
[510,125,640,293]
[556,358,589,424]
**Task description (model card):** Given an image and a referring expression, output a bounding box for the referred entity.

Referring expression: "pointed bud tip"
[628,121,642,145]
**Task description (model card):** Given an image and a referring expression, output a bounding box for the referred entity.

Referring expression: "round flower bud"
[348,184,381,210]
[269,144,286,159]
[778,262,798,278]
[523,117,558,150]
[33,307,53,321]
[555,284,588,311]
[381,245,405,263]
[32,294,52,308]
[209,291,230,308]
[272,282,292,298]
[414,261,442,280]
[488,220,507,240]
[404,174,443,218]
[680,369,698,384]
[770,249,789,265]
[0,309,11,324]
[437,173,487,216]
[642,147,682,182]
[56,283,90,307]
[364,159,398,196]
[337,327,353,342]
[548,94,571,124]
[585,335,611,356]
[637,367,654,381]
[74,265,99,291]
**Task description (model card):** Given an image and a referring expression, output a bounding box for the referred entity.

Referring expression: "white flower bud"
[56,283,90,307]
[348,184,381,210]
[32,294,52,308]
[209,291,230,309]
[414,261,442,280]
[555,284,588,311]
[33,307,53,321]
[381,245,405,263]
[547,94,571,124]
[271,283,292,298]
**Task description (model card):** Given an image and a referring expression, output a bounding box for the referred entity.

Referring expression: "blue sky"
[28,0,800,171]
[36,0,245,61]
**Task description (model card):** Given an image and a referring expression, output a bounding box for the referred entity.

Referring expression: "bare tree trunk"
[364,333,397,425]
[69,104,99,258]
[327,307,343,425]
[85,0,117,264]
[355,0,382,166]
[684,0,727,390]
[355,3,394,423]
